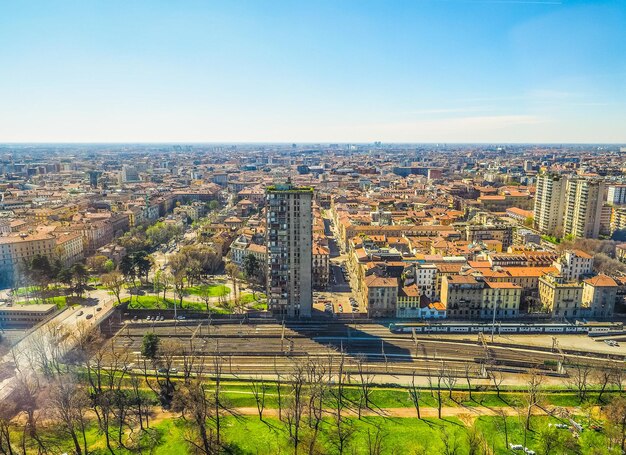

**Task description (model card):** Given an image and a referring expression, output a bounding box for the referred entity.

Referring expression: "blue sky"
[0,0,624,143]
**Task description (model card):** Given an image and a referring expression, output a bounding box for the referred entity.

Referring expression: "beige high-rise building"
[533,174,568,235]
[563,178,606,239]
[266,183,313,318]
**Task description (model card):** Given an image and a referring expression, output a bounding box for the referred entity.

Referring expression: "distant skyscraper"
[563,178,606,239]
[266,182,313,318]
[533,173,567,235]
[119,165,140,183]
[87,170,102,188]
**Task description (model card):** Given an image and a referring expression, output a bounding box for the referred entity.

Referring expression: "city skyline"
[1,0,625,143]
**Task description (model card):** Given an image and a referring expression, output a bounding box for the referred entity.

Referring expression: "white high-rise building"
[266,182,313,318]
[607,184,626,205]
[533,174,568,235]
[563,178,606,239]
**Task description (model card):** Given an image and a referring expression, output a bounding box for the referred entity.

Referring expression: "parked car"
[85,314,93,320]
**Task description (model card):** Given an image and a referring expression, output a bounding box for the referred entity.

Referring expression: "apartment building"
[465,224,513,249]
[607,184,626,205]
[563,178,606,239]
[413,263,437,298]
[533,173,567,235]
[481,281,522,319]
[0,232,57,288]
[553,250,593,282]
[441,274,483,319]
[312,243,330,290]
[581,274,619,319]
[266,183,313,318]
[538,274,583,319]
[363,275,398,318]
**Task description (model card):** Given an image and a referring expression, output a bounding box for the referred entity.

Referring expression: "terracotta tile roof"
[584,274,618,287]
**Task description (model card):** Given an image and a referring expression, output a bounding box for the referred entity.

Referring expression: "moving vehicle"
[388,321,624,335]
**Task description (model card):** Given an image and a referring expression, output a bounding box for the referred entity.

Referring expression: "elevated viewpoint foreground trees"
[2,316,626,454]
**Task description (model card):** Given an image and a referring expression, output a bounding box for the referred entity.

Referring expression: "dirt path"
[149,404,589,425]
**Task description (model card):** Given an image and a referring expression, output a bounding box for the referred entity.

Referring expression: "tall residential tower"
[563,178,606,239]
[266,182,313,318]
[533,173,568,235]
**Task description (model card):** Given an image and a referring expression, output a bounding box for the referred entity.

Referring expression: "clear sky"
[0,0,624,143]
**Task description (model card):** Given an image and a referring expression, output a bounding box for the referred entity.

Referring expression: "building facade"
[533,174,567,235]
[563,178,606,239]
[266,183,313,318]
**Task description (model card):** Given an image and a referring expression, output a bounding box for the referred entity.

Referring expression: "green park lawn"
[185,283,230,297]
[122,291,265,313]
[12,374,619,454]
[123,296,230,314]
[180,382,611,410]
[23,413,614,455]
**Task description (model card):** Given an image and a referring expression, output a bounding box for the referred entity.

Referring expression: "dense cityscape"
[2,0,626,452]
[0,143,624,453]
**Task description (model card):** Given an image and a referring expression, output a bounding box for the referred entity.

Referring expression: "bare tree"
[523,368,544,443]
[329,351,354,455]
[177,379,218,454]
[490,369,504,399]
[366,423,386,455]
[440,427,460,455]
[494,408,509,449]
[86,341,129,454]
[436,363,445,419]
[567,362,592,402]
[426,366,435,398]
[48,375,90,455]
[356,354,374,418]
[442,362,458,400]
[605,396,626,452]
[611,365,624,393]
[129,374,152,430]
[594,368,613,403]
[305,357,328,455]
[250,377,267,421]
[0,403,17,455]
[101,270,125,306]
[464,364,474,401]
[408,370,421,419]
[285,361,307,454]
[466,423,490,455]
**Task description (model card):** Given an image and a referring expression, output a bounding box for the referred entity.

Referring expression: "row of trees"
[118,222,183,254]
[2,320,626,454]
[18,256,90,300]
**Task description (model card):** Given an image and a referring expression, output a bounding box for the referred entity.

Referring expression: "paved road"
[0,293,115,400]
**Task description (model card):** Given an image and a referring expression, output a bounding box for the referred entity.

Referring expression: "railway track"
[95,320,625,380]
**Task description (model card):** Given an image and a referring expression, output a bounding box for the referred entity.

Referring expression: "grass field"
[11,373,620,454]
[173,381,615,410]
[123,291,264,313]
[185,283,231,297]
[24,412,615,455]
[123,296,228,314]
